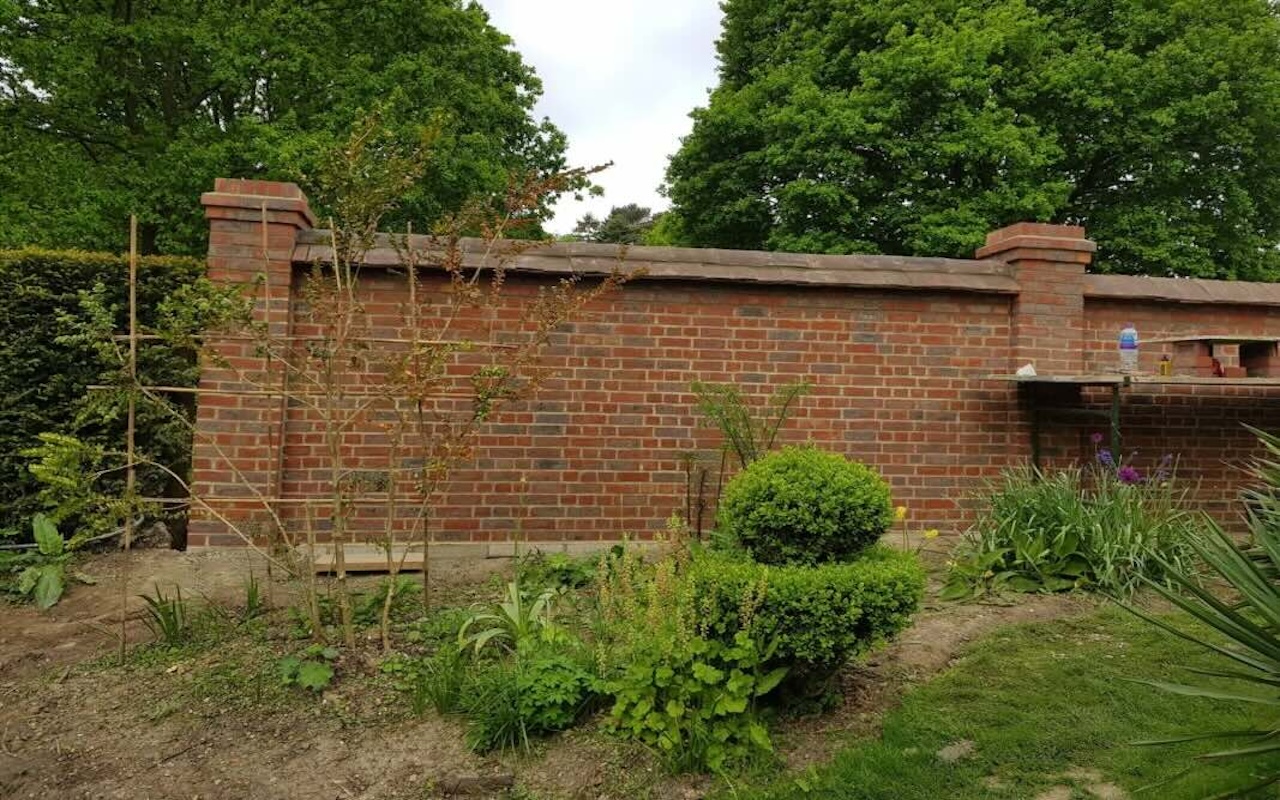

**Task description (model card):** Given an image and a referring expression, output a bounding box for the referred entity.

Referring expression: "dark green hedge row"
[0,249,203,534]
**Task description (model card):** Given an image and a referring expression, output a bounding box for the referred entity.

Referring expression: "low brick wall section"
[187,180,1280,547]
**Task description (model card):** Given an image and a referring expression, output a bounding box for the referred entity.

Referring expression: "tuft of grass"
[139,585,190,645]
[731,606,1280,799]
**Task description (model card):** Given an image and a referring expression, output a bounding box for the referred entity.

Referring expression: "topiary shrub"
[717,445,894,564]
[686,546,925,685]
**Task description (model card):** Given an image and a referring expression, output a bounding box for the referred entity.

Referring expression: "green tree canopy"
[0,0,568,254]
[571,203,657,244]
[664,0,1280,279]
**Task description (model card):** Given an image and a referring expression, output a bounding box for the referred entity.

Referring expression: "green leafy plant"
[403,607,471,648]
[279,644,339,692]
[140,585,190,645]
[516,551,597,592]
[605,630,786,773]
[462,648,598,754]
[593,539,776,773]
[457,580,562,656]
[10,513,72,609]
[381,639,474,717]
[353,575,419,626]
[691,379,810,467]
[716,445,894,565]
[942,457,1201,599]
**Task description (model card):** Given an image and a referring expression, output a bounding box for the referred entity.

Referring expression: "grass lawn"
[736,605,1280,800]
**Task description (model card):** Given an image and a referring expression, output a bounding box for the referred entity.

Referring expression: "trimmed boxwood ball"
[717,445,894,564]
[685,546,925,692]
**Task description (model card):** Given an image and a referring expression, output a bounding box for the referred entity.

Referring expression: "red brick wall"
[262,271,1019,545]
[1047,299,1280,526]
[188,180,1280,548]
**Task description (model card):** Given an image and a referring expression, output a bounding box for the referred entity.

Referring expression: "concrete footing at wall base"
[303,540,647,574]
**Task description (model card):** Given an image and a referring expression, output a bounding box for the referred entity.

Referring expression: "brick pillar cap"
[201,178,316,228]
[976,222,1096,260]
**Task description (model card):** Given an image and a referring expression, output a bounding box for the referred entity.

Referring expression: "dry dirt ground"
[0,548,1095,800]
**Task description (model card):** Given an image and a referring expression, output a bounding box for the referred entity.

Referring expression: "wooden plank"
[1145,335,1280,345]
[1131,376,1280,386]
[987,373,1280,387]
[982,374,1128,386]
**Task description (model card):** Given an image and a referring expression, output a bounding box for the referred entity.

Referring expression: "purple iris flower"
[1097,449,1114,467]
[1117,465,1143,484]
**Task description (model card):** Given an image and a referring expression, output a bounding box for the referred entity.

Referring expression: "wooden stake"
[120,215,138,663]
[263,202,288,606]
[409,222,432,611]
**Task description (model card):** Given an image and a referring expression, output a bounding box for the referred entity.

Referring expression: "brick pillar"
[977,223,1095,375]
[188,179,314,547]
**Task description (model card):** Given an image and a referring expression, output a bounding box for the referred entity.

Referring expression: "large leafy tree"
[0,0,568,254]
[571,203,657,244]
[665,0,1280,279]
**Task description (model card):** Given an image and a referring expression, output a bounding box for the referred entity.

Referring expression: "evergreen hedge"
[0,248,203,534]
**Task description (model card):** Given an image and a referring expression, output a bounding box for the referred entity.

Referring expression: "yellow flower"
[924,528,940,540]
[894,506,908,522]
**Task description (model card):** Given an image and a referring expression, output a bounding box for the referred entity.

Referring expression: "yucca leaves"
[1126,428,1280,793]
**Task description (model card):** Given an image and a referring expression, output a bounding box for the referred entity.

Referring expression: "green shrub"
[687,547,925,679]
[382,643,470,716]
[0,248,207,534]
[604,630,784,773]
[461,648,597,753]
[592,541,923,770]
[515,550,598,591]
[942,460,1201,599]
[404,607,471,648]
[717,446,894,565]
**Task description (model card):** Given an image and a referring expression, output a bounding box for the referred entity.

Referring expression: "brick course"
[187,181,1280,547]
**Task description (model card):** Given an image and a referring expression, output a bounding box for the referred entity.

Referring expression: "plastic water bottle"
[1119,323,1139,373]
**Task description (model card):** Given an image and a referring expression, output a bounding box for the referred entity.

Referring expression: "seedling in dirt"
[241,572,265,621]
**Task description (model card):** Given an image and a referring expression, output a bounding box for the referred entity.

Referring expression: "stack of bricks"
[1172,341,1216,377]
[1219,345,1247,379]
[1242,342,1280,377]
[1172,342,1247,378]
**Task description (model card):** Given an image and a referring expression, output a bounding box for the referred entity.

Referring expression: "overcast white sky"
[481,1,724,234]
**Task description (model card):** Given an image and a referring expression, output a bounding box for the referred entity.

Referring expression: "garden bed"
[0,547,1104,800]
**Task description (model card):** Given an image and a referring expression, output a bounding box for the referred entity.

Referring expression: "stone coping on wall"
[291,230,1021,295]
[1086,273,1280,307]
